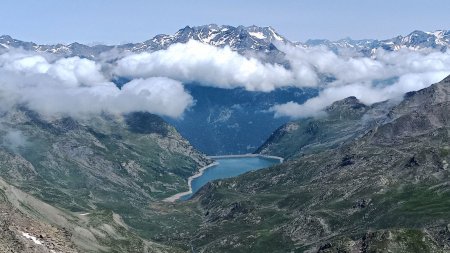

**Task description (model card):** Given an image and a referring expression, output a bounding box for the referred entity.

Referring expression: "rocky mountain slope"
[0,178,78,253]
[0,108,210,252]
[3,75,449,252]
[256,96,394,159]
[161,75,450,252]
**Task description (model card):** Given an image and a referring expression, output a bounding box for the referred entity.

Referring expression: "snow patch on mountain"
[21,232,43,245]
[249,32,266,39]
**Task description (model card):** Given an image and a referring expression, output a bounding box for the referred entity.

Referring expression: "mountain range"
[0,25,288,60]
[1,25,449,59]
[302,30,450,55]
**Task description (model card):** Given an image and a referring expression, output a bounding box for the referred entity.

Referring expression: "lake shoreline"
[209,154,284,163]
[163,154,283,202]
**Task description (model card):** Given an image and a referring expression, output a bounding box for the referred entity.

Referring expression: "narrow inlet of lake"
[181,156,281,200]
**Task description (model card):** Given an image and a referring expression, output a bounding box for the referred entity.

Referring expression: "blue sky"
[2,0,449,44]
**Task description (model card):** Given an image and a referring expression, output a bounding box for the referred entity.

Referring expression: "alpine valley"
[0,24,449,253]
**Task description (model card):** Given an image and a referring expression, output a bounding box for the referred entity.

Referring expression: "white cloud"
[0,50,193,118]
[0,51,106,87]
[17,77,193,118]
[271,71,449,118]
[114,40,313,91]
[271,45,450,118]
[1,129,28,151]
[110,77,193,118]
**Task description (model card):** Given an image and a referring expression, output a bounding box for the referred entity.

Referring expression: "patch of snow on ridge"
[269,27,284,41]
[427,30,449,45]
[21,232,43,245]
[249,32,266,40]
[202,32,219,43]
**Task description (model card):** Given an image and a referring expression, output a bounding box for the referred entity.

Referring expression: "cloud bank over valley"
[0,50,193,118]
[0,39,449,119]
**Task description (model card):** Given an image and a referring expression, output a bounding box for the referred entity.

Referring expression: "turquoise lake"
[181,156,281,200]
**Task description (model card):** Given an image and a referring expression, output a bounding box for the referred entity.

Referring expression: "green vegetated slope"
[179,75,450,252]
[0,110,210,252]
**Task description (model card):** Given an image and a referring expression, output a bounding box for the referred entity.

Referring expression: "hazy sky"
[2,0,449,44]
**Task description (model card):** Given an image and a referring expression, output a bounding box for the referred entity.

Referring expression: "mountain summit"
[136,24,287,52]
[0,24,288,59]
